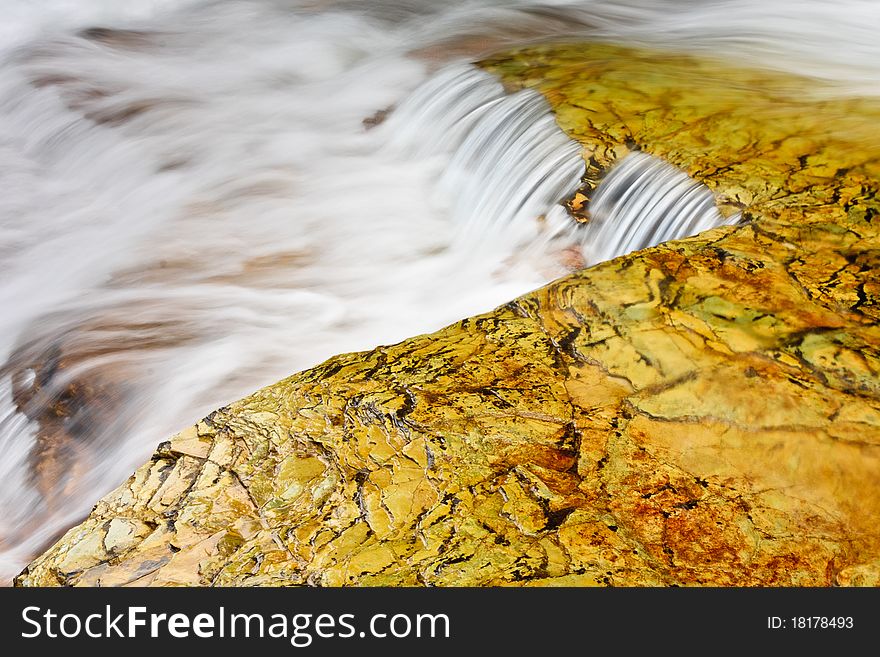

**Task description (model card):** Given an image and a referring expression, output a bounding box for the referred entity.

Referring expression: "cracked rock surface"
[16,44,880,586]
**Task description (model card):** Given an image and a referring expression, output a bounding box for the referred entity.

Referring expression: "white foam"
[1,0,878,582]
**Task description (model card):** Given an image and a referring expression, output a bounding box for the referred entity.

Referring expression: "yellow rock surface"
[16,44,880,587]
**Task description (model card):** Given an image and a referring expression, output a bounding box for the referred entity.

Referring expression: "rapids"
[1,0,878,581]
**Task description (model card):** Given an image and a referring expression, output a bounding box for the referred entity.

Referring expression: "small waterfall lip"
[381,63,587,250]
[380,65,509,155]
[583,150,739,264]
[385,65,738,266]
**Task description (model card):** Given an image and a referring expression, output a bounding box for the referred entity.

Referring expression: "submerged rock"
[16,44,880,587]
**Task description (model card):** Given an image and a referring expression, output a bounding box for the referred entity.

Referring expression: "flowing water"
[1,0,879,581]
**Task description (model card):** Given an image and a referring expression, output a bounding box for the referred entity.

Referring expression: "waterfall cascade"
[2,0,877,581]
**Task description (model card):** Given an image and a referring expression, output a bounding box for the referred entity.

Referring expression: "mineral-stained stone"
[16,44,880,587]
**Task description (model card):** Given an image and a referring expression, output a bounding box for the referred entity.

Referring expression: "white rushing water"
[585,151,739,264]
[2,0,880,581]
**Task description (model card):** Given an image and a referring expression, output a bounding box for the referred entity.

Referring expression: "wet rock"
[16,44,880,587]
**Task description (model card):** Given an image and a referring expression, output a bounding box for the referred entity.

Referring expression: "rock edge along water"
[17,43,880,586]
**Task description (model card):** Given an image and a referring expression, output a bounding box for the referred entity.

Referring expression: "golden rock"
[16,44,880,586]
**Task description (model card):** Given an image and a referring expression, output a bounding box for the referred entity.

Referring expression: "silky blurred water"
[1,0,879,581]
